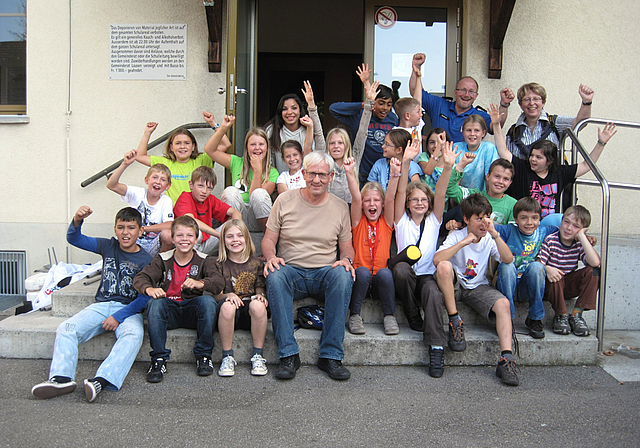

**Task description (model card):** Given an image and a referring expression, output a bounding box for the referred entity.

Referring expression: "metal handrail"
[560,119,640,351]
[81,123,212,188]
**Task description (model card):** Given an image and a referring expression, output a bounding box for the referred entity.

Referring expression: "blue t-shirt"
[329,101,398,180]
[453,141,499,191]
[422,91,491,143]
[367,158,423,192]
[496,223,557,277]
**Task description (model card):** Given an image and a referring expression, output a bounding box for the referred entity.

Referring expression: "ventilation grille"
[0,251,27,298]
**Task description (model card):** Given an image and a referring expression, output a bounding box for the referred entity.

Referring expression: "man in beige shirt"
[263,151,356,381]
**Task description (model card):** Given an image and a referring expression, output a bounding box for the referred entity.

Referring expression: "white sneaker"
[218,355,237,377]
[250,353,268,376]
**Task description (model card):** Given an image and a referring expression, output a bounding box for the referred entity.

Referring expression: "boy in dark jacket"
[134,215,224,383]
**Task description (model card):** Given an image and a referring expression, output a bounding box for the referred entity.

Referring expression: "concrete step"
[0,310,597,366]
[50,280,593,328]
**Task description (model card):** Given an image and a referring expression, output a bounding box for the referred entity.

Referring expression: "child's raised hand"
[74,206,92,224]
[597,122,617,144]
[489,103,504,126]
[301,80,315,108]
[221,114,236,129]
[249,152,264,173]
[144,122,158,134]
[500,88,515,106]
[403,138,421,163]
[343,157,356,174]
[445,219,462,231]
[366,80,380,102]
[482,216,497,235]
[459,151,476,169]
[463,232,480,245]
[441,141,459,168]
[389,157,402,176]
[123,149,137,166]
[299,115,313,129]
[578,84,594,103]
[356,63,371,86]
[575,227,590,242]
[202,111,217,127]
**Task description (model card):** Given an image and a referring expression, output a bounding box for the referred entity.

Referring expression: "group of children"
[31,62,613,401]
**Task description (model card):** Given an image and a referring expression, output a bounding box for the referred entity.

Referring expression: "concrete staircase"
[0,279,597,367]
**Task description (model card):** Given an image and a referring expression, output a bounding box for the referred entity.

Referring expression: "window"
[0,0,26,115]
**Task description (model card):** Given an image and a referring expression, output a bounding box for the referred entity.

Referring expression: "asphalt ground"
[1,358,638,448]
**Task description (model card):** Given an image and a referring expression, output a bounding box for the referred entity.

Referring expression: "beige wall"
[0,0,228,271]
[462,0,640,237]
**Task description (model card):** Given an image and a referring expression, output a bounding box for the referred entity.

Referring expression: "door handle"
[235,87,247,94]
[218,87,225,94]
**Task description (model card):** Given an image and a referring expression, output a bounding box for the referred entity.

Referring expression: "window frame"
[0,5,28,116]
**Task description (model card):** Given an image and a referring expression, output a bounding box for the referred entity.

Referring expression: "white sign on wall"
[109,24,187,80]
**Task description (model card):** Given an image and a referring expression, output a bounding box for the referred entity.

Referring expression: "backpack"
[506,114,560,158]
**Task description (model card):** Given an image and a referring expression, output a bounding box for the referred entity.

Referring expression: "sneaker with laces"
[146,358,166,383]
[83,379,102,402]
[218,355,237,377]
[383,315,399,335]
[31,379,77,399]
[275,354,301,380]
[525,317,545,339]
[448,318,466,352]
[496,357,520,386]
[569,313,591,337]
[317,358,351,381]
[553,314,571,335]
[250,354,268,376]
[196,356,214,376]
[347,314,365,335]
[428,347,445,378]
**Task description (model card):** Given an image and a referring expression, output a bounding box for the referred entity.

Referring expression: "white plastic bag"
[30,260,102,311]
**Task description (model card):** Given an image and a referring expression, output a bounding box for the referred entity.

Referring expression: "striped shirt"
[506,111,573,159]
[537,231,586,274]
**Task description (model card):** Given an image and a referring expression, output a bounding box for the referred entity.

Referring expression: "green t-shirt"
[149,154,214,204]
[447,169,516,224]
[229,154,279,203]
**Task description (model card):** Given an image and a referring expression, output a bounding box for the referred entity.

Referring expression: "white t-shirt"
[276,169,306,191]
[122,186,174,242]
[395,212,441,276]
[436,228,501,289]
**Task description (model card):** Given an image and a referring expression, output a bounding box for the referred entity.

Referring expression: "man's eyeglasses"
[306,171,331,180]
[455,88,478,96]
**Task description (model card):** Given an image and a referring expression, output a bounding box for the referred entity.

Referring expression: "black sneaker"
[317,358,351,381]
[569,313,591,337]
[83,379,102,403]
[525,317,545,339]
[196,356,214,376]
[274,354,301,380]
[408,316,424,332]
[448,318,467,351]
[31,379,77,399]
[147,358,167,383]
[496,357,520,386]
[553,314,571,335]
[428,347,445,378]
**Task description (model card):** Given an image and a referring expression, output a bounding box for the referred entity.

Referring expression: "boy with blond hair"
[537,205,600,336]
[134,215,225,382]
[107,148,174,257]
[173,166,241,255]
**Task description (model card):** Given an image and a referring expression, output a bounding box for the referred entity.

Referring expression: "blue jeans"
[496,261,546,320]
[146,295,218,360]
[49,301,143,391]
[351,266,395,316]
[266,265,353,360]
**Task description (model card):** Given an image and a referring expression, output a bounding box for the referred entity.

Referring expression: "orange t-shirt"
[352,217,393,275]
